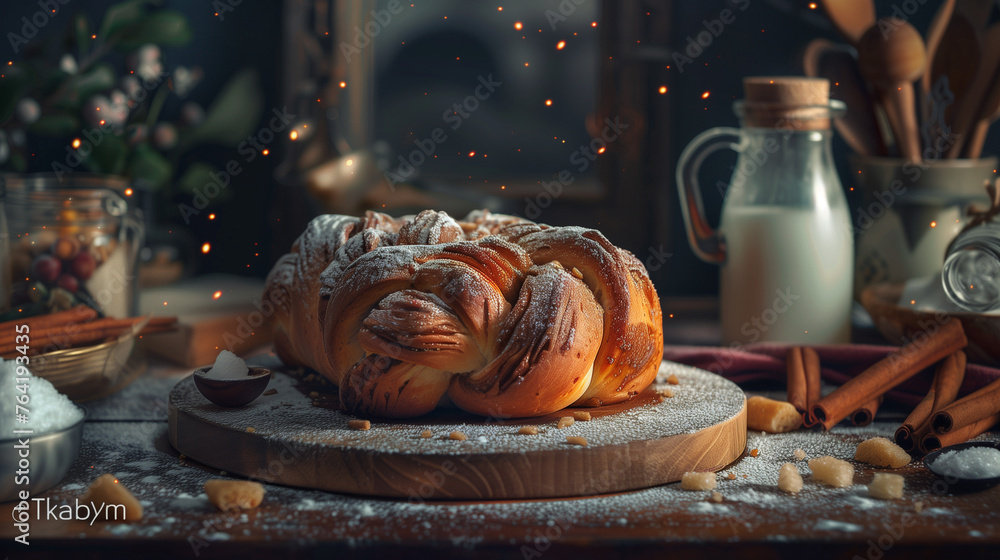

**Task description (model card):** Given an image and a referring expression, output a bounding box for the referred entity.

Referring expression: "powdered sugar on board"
[36,416,1000,546]
[168,360,744,456]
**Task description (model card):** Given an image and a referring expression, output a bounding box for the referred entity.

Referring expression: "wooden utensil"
[858,20,928,161]
[947,23,1000,158]
[803,39,885,155]
[956,0,995,29]
[921,0,957,107]
[926,13,981,151]
[963,68,1000,158]
[821,0,876,47]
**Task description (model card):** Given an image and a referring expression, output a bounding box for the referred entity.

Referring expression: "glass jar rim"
[1,172,130,195]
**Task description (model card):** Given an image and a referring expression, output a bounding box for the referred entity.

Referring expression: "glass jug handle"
[675,127,744,265]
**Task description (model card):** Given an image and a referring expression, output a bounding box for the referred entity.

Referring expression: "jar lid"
[739,77,836,130]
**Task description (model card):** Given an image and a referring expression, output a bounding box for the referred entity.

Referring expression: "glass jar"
[2,174,144,319]
[0,182,9,314]
[677,77,854,344]
[942,222,1000,312]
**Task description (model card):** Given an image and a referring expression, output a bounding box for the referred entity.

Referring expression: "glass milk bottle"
[677,77,853,344]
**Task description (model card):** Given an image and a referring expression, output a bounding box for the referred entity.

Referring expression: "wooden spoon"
[921,0,957,104]
[963,67,1000,158]
[956,0,995,29]
[803,39,885,156]
[947,23,1000,158]
[926,13,981,149]
[821,0,876,47]
[858,20,928,161]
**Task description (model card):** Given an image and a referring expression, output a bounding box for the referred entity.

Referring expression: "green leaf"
[177,162,216,193]
[176,162,232,204]
[98,0,157,42]
[73,13,92,57]
[56,63,115,110]
[85,133,127,175]
[116,11,192,50]
[29,114,81,136]
[127,143,173,190]
[0,67,28,124]
[183,69,263,148]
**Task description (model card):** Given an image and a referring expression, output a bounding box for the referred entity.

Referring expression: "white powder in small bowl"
[933,447,1000,480]
[0,359,84,436]
[204,350,249,380]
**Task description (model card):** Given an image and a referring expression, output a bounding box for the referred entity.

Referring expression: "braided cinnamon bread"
[263,209,663,418]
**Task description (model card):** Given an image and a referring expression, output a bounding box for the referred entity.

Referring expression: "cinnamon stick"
[788,347,821,414]
[804,346,821,408]
[0,316,177,357]
[810,318,967,430]
[894,351,966,451]
[930,376,1000,434]
[0,305,98,335]
[851,395,883,426]
[0,323,177,359]
[786,347,808,413]
[919,411,1000,454]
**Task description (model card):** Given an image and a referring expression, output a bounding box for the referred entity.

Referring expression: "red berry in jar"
[53,236,81,260]
[31,254,62,283]
[70,250,97,280]
[55,273,79,293]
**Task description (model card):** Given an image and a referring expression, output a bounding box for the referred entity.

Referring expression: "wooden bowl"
[192,367,272,407]
[860,282,1000,366]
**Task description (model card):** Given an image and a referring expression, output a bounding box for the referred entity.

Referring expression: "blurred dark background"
[2,0,997,297]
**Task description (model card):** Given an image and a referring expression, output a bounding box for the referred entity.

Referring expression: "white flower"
[171,66,202,98]
[84,94,128,129]
[138,44,160,62]
[120,76,142,104]
[128,44,163,82]
[15,98,40,124]
[59,54,78,74]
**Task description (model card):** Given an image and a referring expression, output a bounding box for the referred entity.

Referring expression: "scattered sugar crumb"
[814,520,862,532]
[845,494,883,510]
[689,502,733,515]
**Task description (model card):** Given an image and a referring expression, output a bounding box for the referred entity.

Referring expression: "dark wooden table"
[3,299,998,559]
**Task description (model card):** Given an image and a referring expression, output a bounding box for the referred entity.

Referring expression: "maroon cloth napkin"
[663,343,1000,407]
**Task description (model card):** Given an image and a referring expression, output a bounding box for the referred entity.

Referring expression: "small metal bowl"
[193,367,272,407]
[1,405,86,502]
[924,441,1000,494]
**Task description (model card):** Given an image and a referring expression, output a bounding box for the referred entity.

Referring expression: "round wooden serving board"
[168,360,747,500]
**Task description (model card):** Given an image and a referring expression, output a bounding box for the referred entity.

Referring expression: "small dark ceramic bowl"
[193,367,272,407]
[923,441,1000,494]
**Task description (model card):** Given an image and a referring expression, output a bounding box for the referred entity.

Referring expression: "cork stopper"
[741,77,831,130]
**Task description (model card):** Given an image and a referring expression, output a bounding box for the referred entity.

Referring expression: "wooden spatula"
[947,23,1000,158]
[926,13,981,150]
[963,67,1000,158]
[804,39,885,156]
